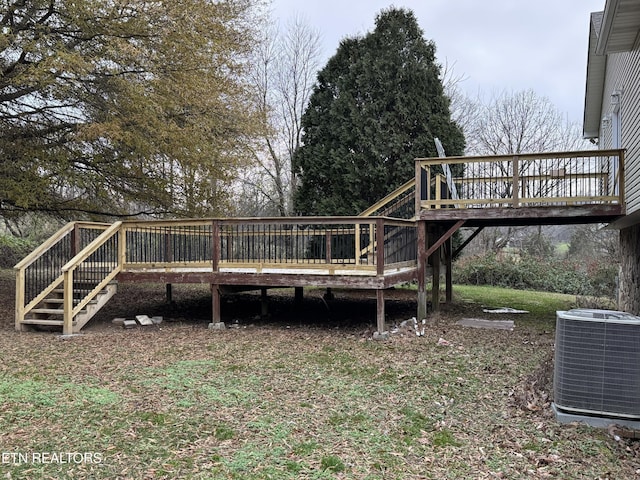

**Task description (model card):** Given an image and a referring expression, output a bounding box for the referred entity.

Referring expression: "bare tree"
[465,89,587,156]
[244,15,322,216]
[441,59,481,141]
[457,89,592,255]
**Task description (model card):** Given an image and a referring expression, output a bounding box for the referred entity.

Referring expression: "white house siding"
[597,39,640,315]
[600,47,640,215]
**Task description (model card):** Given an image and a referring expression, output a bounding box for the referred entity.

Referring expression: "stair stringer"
[72,282,118,332]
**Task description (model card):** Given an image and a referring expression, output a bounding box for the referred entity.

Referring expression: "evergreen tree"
[293,7,464,215]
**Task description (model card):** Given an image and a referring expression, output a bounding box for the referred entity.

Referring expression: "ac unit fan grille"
[554,317,640,418]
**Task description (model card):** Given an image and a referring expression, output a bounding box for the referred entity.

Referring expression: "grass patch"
[453,284,575,318]
[433,428,462,448]
[320,454,346,473]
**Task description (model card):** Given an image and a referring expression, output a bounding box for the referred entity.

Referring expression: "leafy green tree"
[1,0,262,223]
[293,7,464,215]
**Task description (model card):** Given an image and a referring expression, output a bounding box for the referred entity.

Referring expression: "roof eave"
[583,12,606,139]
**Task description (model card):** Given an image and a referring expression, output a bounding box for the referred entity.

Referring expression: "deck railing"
[121,217,417,274]
[415,149,625,209]
[16,216,417,332]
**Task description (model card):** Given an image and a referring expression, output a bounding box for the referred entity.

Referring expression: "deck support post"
[376,289,385,334]
[432,250,441,311]
[166,284,173,304]
[210,284,221,325]
[445,238,453,303]
[261,287,269,318]
[428,225,441,312]
[417,221,428,321]
[294,287,304,306]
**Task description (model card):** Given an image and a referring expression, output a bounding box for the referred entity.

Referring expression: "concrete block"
[123,320,137,329]
[136,315,154,326]
[151,316,163,324]
[373,331,390,341]
[208,322,226,330]
[552,403,640,430]
[111,317,125,326]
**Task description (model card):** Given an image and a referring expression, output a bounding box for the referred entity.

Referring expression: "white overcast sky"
[269,0,605,124]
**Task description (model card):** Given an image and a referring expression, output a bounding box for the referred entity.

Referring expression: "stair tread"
[30,308,64,314]
[43,298,98,305]
[22,319,74,326]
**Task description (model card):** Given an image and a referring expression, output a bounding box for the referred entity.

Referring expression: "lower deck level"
[117,264,419,334]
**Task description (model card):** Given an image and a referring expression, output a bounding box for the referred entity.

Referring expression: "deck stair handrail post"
[118,224,127,270]
[60,221,123,335]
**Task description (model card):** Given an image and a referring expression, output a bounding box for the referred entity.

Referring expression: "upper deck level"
[413,149,625,226]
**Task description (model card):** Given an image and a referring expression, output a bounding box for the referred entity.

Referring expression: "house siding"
[600,48,640,216]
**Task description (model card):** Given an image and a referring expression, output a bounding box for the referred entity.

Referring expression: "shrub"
[0,234,36,268]
[453,253,617,297]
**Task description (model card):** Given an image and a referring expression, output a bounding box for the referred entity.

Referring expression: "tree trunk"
[618,225,640,315]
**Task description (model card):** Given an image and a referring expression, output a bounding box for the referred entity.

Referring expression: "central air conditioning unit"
[554,309,640,421]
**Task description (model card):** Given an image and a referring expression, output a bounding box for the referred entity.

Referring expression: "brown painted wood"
[118,271,386,289]
[118,267,417,290]
[417,221,427,321]
[445,238,453,303]
[211,220,220,271]
[423,220,465,259]
[211,284,221,323]
[376,289,385,333]
[453,227,485,257]
[431,244,440,312]
[376,218,385,276]
[418,205,624,225]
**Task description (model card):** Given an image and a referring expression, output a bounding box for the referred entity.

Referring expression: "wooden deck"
[416,149,625,224]
[14,149,625,335]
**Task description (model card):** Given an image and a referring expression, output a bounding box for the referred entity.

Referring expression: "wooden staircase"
[15,221,123,335]
[21,281,118,332]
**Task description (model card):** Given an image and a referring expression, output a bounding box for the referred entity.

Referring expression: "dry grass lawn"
[1,269,639,479]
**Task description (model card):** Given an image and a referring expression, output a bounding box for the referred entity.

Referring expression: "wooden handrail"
[359,179,416,217]
[14,221,113,271]
[121,216,416,228]
[13,222,75,270]
[61,222,123,335]
[415,148,625,166]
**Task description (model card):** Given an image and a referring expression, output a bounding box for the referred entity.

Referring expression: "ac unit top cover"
[557,309,640,324]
